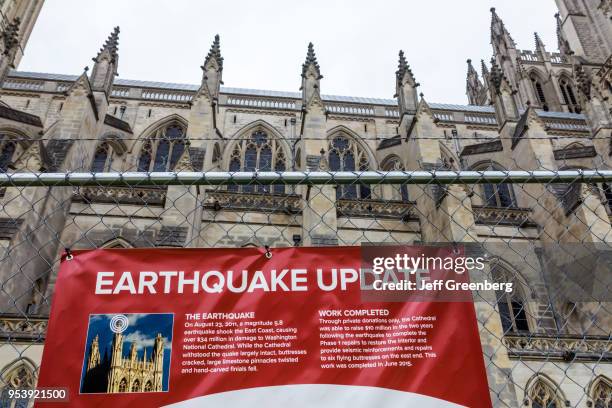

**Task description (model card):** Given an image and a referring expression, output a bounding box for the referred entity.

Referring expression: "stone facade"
[0,1,611,406]
[82,332,164,393]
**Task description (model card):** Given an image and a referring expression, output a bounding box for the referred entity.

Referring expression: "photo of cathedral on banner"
[80,313,173,394]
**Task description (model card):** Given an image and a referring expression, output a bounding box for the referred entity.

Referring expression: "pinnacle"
[97,26,120,61]
[204,34,223,70]
[481,59,489,77]
[466,59,477,76]
[396,50,415,83]
[490,7,515,46]
[396,50,408,78]
[490,7,501,25]
[302,42,321,77]
[534,32,545,50]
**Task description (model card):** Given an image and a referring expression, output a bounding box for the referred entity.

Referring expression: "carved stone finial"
[96,26,120,62]
[396,50,416,84]
[194,35,224,103]
[574,63,592,100]
[534,32,546,52]
[2,17,20,56]
[489,58,503,93]
[490,7,516,48]
[481,59,489,78]
[203,34,223,71]
[466,59,477,75]
[302,42,321,79]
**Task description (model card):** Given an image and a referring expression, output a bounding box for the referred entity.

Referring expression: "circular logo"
[109,314,129,334]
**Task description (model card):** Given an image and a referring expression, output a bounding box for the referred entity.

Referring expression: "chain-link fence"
[0,170,610,407]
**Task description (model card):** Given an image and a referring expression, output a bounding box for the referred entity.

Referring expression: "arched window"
[131,379,140,392]
[381,156,409,202]
[118,378,127,392]
[0,359,36,408]
[531,74,549,111]
[526,377,565,408]
[559,78,580,113]
[590,376,612,408]
[101,237,133,249]
[473,163,515,208]
[144,381,153,392]
[492,264,530,333]
[227,129,287,194]
[0,135,17,172]
[328,134,371,199]
[137,124,186,172]
[91,142,113,172]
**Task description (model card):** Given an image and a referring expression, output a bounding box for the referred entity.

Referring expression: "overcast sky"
[19,0,559,104]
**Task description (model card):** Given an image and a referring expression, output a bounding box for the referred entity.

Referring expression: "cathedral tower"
[554,0,612,63]
[0,0,45,66]
[152,333,164,392]
[87,335,101,371]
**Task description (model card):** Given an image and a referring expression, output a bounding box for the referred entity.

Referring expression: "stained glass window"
[137,124,186,172]
[328,134,370,199]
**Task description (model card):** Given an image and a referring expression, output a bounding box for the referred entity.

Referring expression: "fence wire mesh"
[0,170,610,407]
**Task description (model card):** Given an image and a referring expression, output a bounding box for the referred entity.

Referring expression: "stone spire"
[0,17,21,85]
[130,341,137,360]
[481,59,490,76]
[87,334,101,370]
[466,59,485,105]
[555,13,572,59]
[534,32,548,60]
[96,26,119,62]
[301,42,321,79]
[90,26,120,97]
[203,34,224,72]
[481,59,490,88]
[395,50,419,114]
[488,57,518,125]
[195,34,223,103]
[110,332,123,367]
[534,32,546,52]
[490,7,516,56]
[300,42,323,110]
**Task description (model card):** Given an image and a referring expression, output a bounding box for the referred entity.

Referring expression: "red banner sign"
[37,247,492,407]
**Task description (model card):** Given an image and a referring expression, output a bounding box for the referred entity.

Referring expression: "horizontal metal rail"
[0,170,611,187]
